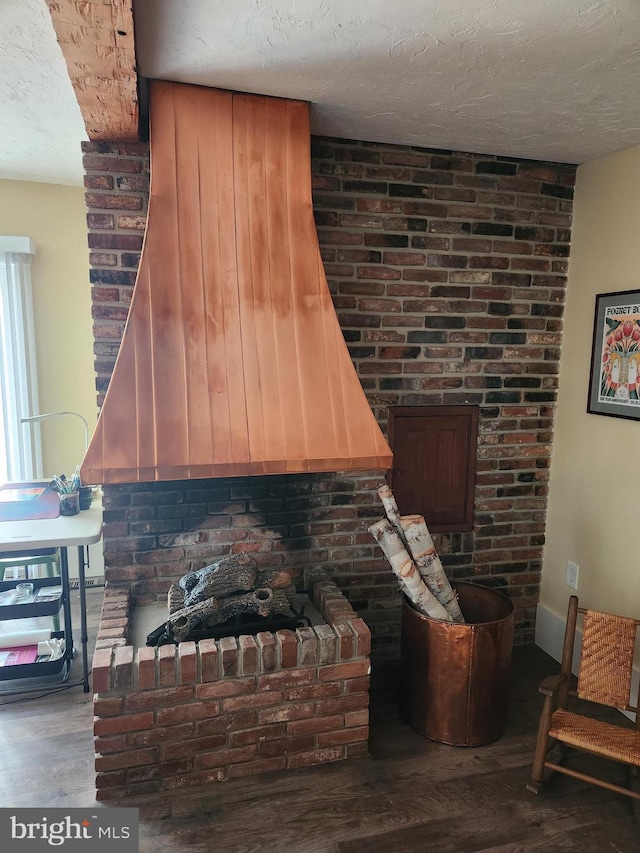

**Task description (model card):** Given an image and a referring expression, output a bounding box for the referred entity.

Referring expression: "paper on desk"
[0,629,52,647]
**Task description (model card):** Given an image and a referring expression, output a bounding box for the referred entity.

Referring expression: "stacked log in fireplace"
[146,553,308,645]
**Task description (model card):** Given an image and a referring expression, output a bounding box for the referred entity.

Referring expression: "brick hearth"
[92,569,371,799]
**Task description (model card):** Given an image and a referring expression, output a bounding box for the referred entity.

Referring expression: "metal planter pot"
[399,581,515,747]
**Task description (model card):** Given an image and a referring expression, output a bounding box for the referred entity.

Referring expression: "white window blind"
[0,236,42,482]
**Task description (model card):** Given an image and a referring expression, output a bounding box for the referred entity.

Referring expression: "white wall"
[0,179,103,578]
[542,146,640,629]
[0,179,96,477]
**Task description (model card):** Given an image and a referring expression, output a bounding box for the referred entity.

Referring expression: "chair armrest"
[539,673,568,698]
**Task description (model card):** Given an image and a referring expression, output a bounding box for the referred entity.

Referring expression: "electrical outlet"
[566,560,579,589]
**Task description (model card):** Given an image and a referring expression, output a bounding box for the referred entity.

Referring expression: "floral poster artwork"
[588,290,640,420]
[598,312,640,402]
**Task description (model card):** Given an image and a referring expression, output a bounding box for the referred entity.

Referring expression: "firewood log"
[256,569,294,589]
[150,585,297,644]
[168,583,185,614]
[179,554,257,607]
[281,583,297,604]
[168,596,221,642]
[400,514,465,623]
[375,484,464,623]
[377,485,404,537]
[207,587,294,626]
[368,518,452,621]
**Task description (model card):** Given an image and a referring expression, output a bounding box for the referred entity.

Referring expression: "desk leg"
[59,547,73,675]
[77,545,90,693]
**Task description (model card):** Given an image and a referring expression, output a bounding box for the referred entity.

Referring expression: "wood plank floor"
[0,587,637,852]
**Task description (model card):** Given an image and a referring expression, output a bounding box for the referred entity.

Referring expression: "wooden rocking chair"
[528,595,640,802]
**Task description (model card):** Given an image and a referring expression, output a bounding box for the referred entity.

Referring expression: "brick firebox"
[92,569,371,799]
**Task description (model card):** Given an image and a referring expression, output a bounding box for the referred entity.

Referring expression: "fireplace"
[92,475,380,799]
[93,569,370,799]
[82,79,574,797]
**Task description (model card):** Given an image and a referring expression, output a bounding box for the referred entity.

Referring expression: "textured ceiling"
[134,0,640,165]
[3,0,640,186]
[0,0,87,185]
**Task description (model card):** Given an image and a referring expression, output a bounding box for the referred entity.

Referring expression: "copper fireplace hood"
[81,81,392,485]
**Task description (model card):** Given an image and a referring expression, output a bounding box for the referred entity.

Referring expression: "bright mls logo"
[1,808,138,851]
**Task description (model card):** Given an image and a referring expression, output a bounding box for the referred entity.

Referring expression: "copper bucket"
[399,581,514,746]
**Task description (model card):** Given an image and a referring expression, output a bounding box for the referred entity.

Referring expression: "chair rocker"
[527,595,640,803]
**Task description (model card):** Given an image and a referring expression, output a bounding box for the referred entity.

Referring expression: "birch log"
[377,485,404,537]
[400,514,465,623]
[368,518,452,621]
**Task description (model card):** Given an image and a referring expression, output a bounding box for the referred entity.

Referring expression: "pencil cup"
[59,490,80,516]
[79,486,92,510]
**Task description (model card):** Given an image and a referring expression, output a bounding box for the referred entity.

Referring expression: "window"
[0,236,41,482]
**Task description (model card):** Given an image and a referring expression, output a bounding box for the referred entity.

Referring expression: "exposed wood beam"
[46,0,139,141]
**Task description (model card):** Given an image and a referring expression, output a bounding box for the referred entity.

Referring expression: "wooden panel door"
[388,406,478,532]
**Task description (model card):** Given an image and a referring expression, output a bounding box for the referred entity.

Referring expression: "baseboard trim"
[535,601,637,722]
[69,575,105,590]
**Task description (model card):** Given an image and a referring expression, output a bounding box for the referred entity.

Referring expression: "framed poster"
[587,289,640,420]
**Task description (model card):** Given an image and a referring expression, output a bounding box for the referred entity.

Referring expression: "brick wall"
[82,139,576,656]
[82,142,148,401]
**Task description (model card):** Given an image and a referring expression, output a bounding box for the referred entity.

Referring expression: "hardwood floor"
[0,587,637,852]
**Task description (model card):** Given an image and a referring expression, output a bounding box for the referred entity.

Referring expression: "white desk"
[0,504,103,692]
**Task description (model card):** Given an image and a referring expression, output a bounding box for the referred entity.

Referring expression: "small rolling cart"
[0,565,72,685]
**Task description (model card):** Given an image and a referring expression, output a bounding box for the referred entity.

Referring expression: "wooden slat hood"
[81,81,392,484]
